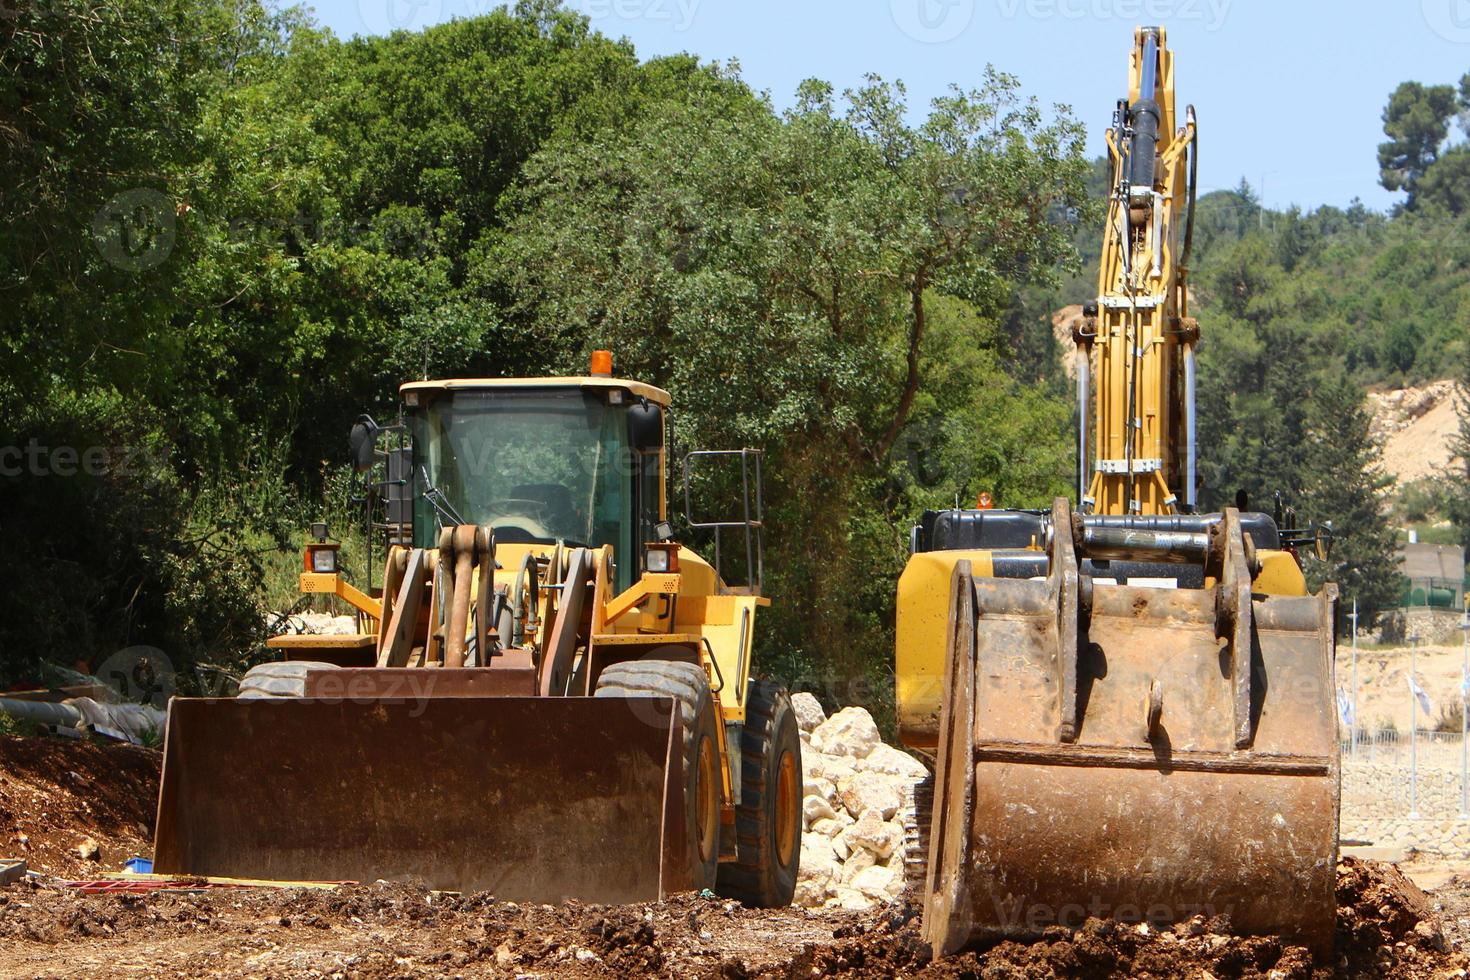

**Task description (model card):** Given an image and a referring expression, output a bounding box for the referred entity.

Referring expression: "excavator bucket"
[153,694,693,901]
[922,501,1339,957]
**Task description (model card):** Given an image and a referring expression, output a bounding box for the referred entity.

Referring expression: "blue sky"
[305,0,1470,212]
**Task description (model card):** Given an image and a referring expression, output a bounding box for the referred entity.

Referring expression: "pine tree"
[1299,373,1404,629]
[1450,355,1470,553]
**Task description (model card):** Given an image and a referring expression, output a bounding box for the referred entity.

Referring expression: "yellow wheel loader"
[896,28,1339,956]
[153,354,803,906]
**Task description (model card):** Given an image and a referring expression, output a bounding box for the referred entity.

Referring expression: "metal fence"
[1339,607,1470,822]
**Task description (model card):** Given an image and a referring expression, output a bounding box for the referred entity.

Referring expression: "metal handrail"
[683,449,764,596]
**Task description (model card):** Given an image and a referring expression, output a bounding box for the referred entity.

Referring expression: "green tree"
[1417,146,1470,216]
[1449,349,1470,551]
[1378,81,1458,202]
[0,0,702,682]
[488,68,1090,680]
[1299,373,1403,628]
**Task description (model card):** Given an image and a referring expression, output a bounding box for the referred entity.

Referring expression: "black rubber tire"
[716,680,802,907]
[237,661,338,699]
[594,660,722,892]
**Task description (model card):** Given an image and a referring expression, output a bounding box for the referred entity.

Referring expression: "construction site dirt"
[3,734,1470,979]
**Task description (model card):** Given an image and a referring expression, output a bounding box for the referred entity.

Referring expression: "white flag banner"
[1461,667,1469,701]
[1336,687,1356,729]
[1407,673,1434,717]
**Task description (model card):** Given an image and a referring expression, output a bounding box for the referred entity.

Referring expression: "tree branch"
[871,273,928,462]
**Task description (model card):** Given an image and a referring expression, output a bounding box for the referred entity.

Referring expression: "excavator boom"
[1082,25,1198,517]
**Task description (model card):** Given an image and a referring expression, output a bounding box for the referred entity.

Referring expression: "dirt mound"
[1,851,1464,977]
[0,735,158,878]
[1337,858,1450,978]
[767,859,1463,979]
[1,733,1466,977]
[0,879,866,977]
[783,912,1318,979]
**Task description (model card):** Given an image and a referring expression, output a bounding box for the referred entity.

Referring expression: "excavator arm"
[1079,26,1200,516]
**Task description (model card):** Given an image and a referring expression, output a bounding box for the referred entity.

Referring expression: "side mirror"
[349,415,381,473]
[628,402,663,454]
[1314,522,1335,563]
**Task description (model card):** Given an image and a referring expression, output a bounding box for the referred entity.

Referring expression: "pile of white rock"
[793,693,929,910]
[267,611,360,635]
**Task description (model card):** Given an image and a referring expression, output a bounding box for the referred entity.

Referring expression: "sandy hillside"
[1368,381,1463,484]
[1051,304,1086,380]
[1346,640,1470,733]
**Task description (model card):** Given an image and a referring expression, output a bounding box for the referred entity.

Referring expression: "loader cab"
[400,377,669,593]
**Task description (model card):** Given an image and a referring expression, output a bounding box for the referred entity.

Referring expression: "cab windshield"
[409,388,634,555]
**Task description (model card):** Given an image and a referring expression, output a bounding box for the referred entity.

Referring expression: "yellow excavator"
[896,28,1339,956]
[153,353,802,906]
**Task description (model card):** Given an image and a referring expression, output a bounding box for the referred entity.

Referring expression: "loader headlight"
[307,544,339,574]
[645,542,679,574]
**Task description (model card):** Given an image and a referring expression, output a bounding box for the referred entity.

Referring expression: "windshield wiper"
[418,466,467,527]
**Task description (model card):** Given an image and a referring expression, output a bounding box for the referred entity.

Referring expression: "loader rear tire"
[594,660,721,893]
[237,661,338,699]
[716,681,801,908]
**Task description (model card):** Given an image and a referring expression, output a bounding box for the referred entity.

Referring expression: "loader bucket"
[923,503,1339,958]
[153,695,693,902]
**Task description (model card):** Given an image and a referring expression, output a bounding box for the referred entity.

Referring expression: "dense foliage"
[0,0,1087,699]
[0,0,1461,704]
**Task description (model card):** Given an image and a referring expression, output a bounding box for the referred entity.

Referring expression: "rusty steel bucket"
[153,694,692,901]
[923,501,1339,957]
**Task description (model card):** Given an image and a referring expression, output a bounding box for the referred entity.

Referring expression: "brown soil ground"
[0,735,158,879]
[3,733,1469,978]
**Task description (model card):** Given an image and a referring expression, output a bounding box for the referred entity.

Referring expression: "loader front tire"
[237,661,338,699]
[594,660,721,893]
[716,680,801,907]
